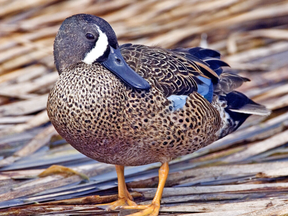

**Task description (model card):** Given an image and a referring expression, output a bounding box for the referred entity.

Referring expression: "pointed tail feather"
[217,91,270,138]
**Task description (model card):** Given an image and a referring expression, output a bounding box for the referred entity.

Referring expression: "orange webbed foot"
[119,202,160,216]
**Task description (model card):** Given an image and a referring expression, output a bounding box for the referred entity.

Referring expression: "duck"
[47,14,270,216]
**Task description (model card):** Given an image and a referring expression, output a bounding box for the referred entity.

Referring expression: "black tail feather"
[218,91,270,138]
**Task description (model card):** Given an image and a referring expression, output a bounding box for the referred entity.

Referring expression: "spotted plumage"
[47,14,270,215]
[48,61,221,165]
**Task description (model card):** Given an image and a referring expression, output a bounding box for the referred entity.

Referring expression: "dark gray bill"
[102,46,151,90]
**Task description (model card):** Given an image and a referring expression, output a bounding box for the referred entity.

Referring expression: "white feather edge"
[229,104,271,116]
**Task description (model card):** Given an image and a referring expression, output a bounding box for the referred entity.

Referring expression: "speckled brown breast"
[47,60,221,166]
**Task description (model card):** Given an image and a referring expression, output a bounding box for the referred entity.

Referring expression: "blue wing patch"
[168,76,213,111]
[167,95,188,111]
[196,76,213,103]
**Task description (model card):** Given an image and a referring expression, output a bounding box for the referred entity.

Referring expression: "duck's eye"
[85,33,95,40]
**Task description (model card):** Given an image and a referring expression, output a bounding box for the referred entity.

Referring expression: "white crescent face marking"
[83,26,109,64]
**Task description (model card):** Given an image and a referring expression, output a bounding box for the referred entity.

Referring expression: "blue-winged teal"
[47,14,270,216]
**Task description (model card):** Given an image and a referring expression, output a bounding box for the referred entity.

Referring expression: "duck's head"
[54,14,150,90]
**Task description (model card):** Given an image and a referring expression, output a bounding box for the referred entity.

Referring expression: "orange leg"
[105,165,138,209]
[119,162,169,216]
